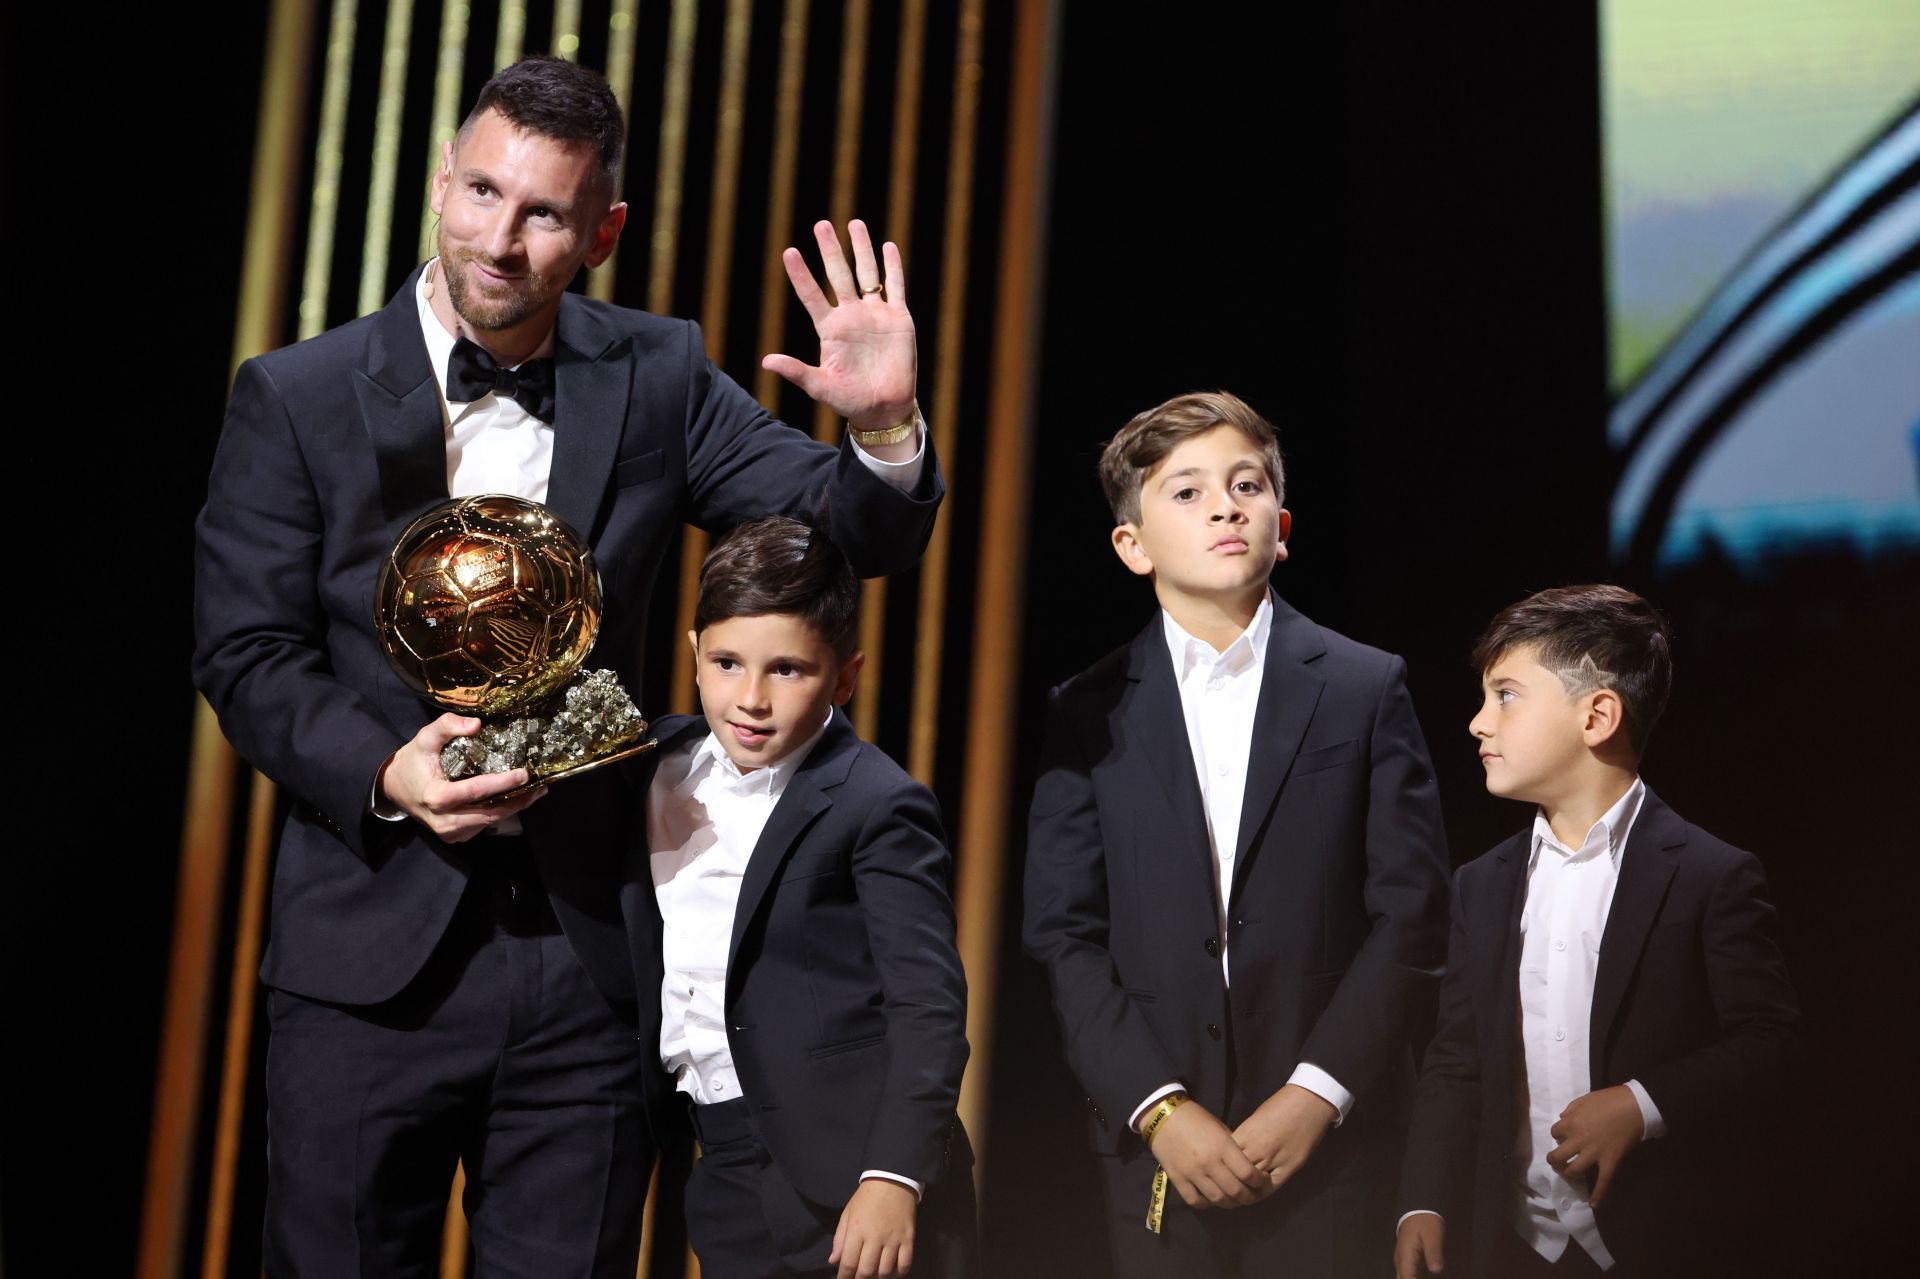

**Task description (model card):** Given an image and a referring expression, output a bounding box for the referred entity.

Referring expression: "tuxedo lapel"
[1483,829,1532,1103]
[724,712,858,986]
[356,267,449,533]
[1231,594,1327,885]
[1590,788,1684,1071]
[546,296,634,540]
[1121,623,1213,887]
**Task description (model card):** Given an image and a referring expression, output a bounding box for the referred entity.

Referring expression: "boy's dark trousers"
[681,1097,978,1278]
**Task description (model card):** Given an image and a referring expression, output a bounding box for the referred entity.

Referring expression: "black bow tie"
[446,337,556,423]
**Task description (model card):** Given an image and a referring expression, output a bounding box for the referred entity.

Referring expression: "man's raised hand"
[762,219,918,441]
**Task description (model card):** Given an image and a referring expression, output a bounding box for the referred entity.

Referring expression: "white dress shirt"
[372,263,928,820]
[1510,777,1662,1269]
[649,718,921,1198]
[1129,599,1354,1130]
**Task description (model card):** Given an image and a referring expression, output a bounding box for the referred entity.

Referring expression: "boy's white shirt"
[1129,596,1354,1132]
[649,710,922,1199]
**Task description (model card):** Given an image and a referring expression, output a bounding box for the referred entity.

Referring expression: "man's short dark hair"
[461,55,625,192]
[1472,584,1674,755]
[695,517,860,656]
[1097,391,1286,526]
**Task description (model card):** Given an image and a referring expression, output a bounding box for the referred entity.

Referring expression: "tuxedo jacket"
[1023,596,1450,1224]
[1396,789,1801,1277]
[192,269,943,1009]
[621,712,972,1206]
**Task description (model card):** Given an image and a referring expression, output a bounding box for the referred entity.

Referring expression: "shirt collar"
[1161,594,1274,684]
[413,259,556,418]
[1530,776,1646,867]
[691,709,836,799]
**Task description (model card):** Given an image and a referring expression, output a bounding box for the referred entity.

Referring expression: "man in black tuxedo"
[1024,392,1450,1277]
[1395,587,1800,1279]
[193,57,940,1275]
[623,518,974,1278]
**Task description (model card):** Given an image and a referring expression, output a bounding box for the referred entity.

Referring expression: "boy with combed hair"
[1024,390,1451,1276]
[624,516,976,1278]
[1395,585,1800,1278]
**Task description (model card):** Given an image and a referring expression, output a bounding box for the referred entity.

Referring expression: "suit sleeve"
[1397,870,1482,1222]
[1297,655,1451,1101]
[1023,687,1183,1128]
[679,322,942,578]
[191,358,406,859]
[1632,850,1800,1134]
[850,778,971,1187]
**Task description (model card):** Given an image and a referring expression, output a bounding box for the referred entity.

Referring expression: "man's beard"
[437,236,556,332]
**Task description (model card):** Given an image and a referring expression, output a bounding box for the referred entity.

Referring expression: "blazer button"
[1204,936,1220,958]
[1207,1022,1222,1041]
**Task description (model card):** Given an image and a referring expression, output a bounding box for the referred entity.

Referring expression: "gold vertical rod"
[647,0,701,317]
[297,0,362,340]
[699,0,756,360]
[141,5,318,1276]
[953,0,1061,1174]
[693,0,808,713]
[849,0,929,743]
[810,0,872,445]
[650,0,702,715]
[440,1164,469,1279]
[751,0,813,409]
[358,0,419,316]
[701,0,809,715]
[494,1,527,69]
[552,0,583,59]
[200,772,280,1279]
[660,0,754,720]
[137,705,242,1279]
[588,0,644,303]
[908,0,985,783]
[417,0,473,260]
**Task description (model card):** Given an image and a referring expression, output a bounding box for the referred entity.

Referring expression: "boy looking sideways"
[1024,391,1450,1277]
[623,517,975,1279]
[1395,585,1800,1278]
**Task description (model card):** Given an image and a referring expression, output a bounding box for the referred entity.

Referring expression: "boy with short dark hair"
[1024,390,1451,1277]
[1394,585,1800,1279]
[622,516,976,1278]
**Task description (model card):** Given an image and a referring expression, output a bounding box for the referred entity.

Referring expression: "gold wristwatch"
[849,402,919,449]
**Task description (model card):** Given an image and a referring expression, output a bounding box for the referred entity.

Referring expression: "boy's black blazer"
[1396,788,1801,1277]
[622,711,973,1204]
[1023,595,1450,1204]
[192,269,942,1010]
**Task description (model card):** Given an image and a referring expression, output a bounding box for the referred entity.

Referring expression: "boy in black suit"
[1023,391,1450,1277]
[1394,585,1800,1278]
[624,516,975,1279]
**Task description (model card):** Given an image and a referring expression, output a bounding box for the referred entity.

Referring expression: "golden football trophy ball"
[374,494,652,795]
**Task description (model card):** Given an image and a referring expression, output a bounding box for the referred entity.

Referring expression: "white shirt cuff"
[1288,1062,1353,1125]
[849,413,927,491]
[860,1170,923,1201]
[369,759,406,822]
[1625,1078,1666,1140]
[1129,1082,1188,1132]
[1397,1210,1443,1232]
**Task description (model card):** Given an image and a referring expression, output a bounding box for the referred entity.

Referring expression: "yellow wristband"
[1138,1092,1188,1147]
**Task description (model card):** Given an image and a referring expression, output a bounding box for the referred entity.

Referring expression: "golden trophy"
[374,494,653,799]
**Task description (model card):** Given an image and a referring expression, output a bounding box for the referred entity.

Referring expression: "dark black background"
[7,3,1911,1275]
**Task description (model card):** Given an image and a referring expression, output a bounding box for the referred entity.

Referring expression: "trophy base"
[486,736,658,804]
